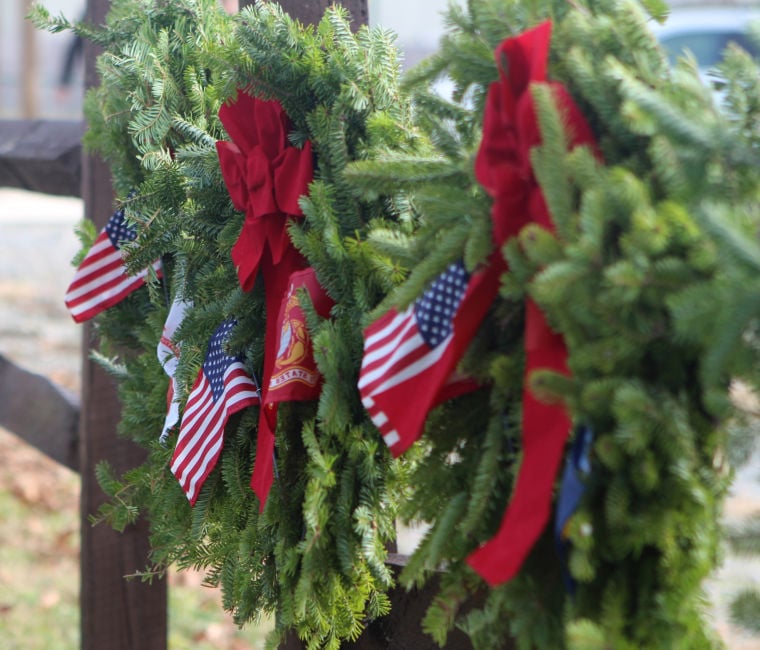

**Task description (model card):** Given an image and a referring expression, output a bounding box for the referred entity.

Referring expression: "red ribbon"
[466,21,600,586]
[216,92,315,511]
[216,91,314,292]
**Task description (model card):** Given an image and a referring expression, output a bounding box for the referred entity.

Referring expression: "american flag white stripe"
[360,393,400,447]
[66,237,120,289]
[383,431,400,447]
[170,358,259,505]
[67,262,132,302]
[362,308,415,357]
[358,306,453,397]
[171,370,257,469]
[360,330,452,396]
[171,380,219,466]
[67,266,157,320]
[358,311,419,378]
[173,371,256,459]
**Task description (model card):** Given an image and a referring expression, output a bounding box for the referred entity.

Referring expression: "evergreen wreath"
[33,0,760,648]
[35,1,417,647]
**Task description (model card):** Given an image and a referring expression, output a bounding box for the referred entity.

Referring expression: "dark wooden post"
[253,0,369,28]
[79,1,167,649]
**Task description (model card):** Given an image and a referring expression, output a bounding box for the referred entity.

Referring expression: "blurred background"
[1,0,759,120]
[0,0,85,120]
[1,0,760,648]
[0,0,462,121]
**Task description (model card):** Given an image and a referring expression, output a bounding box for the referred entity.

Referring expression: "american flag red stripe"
[64,206,161,323]
[170,320,259,505]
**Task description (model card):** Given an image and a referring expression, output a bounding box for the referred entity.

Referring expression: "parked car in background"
[651,5,759,78]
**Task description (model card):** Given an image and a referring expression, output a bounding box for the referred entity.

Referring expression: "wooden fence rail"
[0,120,83,196]
[0,121,83,469]
[0,353,79,471]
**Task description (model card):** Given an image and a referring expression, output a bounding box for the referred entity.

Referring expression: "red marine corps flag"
[64,202,161,323]
[267,268,332,400]
[250,267,333,509]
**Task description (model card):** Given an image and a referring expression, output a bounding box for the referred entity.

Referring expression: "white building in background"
[369,0,457,67]
[0,0,451,120]
[2,0,754,119]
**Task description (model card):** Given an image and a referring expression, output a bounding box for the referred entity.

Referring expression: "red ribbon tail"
[249,249,306,511]
[250,407,276,513]
[467,301,571,586]
[466,391,570,585]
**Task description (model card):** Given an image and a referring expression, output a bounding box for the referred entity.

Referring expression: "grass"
[0,427,271,650]
[0,193,271,649]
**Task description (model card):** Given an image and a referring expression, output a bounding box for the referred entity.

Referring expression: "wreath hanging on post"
[32,0,760,648]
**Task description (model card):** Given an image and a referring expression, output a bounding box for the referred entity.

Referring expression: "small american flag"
[171,319,259,505]
[359,260,498,457]
[64,204,161,323]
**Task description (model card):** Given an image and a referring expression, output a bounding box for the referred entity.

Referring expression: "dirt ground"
[2,187,760,648]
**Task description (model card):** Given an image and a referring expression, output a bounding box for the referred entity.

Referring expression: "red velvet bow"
[466,21,600,587]
[216,92,314,291]
[217,91,316,511]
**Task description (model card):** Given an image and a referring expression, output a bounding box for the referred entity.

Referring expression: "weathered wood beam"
[0,120,84,197]
[263,0,369,27]
[79,1,168,649]
[0,354,79,471]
